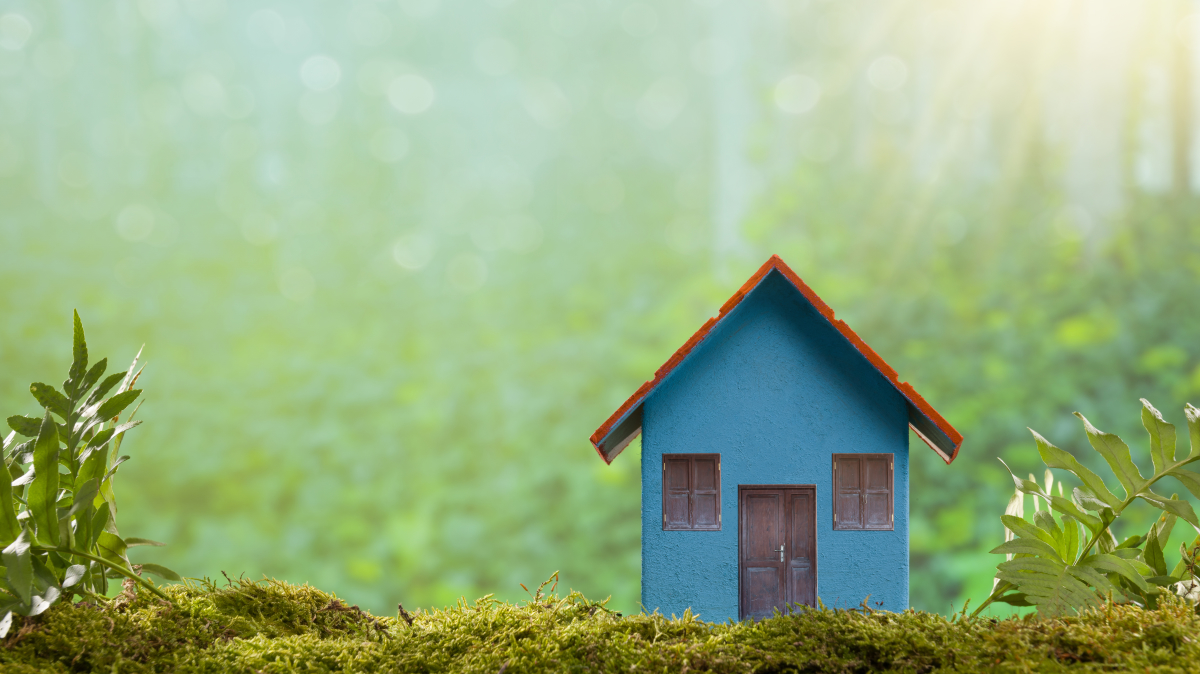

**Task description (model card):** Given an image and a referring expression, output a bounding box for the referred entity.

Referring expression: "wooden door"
[786,489,817,608]
[738,485,817,619]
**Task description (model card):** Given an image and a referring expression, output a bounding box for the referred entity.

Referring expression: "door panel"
[739,486,816,619]
[740,491,784,619]
[746,568,782,616]
[744,493,782,559]
[787,490,817,608]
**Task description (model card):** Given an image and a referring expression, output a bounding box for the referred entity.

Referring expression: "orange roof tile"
[590,255,963,464]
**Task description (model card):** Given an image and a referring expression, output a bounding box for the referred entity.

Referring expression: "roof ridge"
[590,255,962,464]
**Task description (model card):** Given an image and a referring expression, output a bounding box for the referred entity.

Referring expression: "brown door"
[738,485,817,619]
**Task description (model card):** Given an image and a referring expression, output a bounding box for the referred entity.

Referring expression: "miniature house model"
[590,255,962,621]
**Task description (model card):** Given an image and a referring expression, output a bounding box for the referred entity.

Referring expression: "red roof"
[589,255,963,465]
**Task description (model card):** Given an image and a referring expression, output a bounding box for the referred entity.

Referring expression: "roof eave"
[592,405,644,464]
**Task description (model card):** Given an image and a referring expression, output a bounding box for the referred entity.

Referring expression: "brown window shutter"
[862,456,892,529]
[832,453,893,531]
[664,457,691,529]
[662,454,721,530]
[691,455,720,530]
[834,455,863,529]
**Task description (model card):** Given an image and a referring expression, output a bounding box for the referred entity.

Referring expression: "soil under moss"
[3,577,1199,672]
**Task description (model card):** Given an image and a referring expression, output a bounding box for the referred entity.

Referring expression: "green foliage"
[977,400,1200,616]
[0,312,176,634]
[5,0,1200,618]
[4,579,1200,672]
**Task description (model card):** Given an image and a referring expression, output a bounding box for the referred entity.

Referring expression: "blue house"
[590,255,962,621]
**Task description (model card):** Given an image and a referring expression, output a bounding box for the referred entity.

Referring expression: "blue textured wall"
[640,270,910,622]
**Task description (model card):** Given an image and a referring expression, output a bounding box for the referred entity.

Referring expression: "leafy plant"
[974,399,1200,616]
[0,312,178,635]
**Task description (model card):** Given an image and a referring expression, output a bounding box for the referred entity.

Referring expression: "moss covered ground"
[4,578,1200,673]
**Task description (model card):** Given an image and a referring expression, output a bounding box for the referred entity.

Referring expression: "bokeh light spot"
[387,74,435,114]
[473,38,517,77]
[478,161,533,211]
[182,72,227,116]
[0,13,32,51]
[393,232,435,270]
[259,154,289,186]
[300,54,341,92]
[774,74,820,114]
[637,79,688,129]
[1178,12,1200,46]
[246,9,286,49]
[522,79,572,129]
[115,204,156,242]
[223,85,257,118]
[867,55,908,91]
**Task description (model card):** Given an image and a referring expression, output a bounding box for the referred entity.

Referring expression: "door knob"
[778,544,785,562]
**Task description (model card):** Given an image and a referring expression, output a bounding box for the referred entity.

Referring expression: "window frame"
[661,453,722,531]
[831,453,894,531]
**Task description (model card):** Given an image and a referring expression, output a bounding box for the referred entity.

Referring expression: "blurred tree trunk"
[1172,0,1193,194]
[708,0,753,281]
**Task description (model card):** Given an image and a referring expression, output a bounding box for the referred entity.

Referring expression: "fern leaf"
[997,557,1102,615]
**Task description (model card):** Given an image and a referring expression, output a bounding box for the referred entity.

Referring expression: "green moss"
[3,579,1200,672]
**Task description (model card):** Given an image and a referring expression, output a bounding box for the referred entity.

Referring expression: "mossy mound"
[3,578,1200,672]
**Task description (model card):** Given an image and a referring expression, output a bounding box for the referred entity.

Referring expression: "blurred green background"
[3,0,1200,617]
